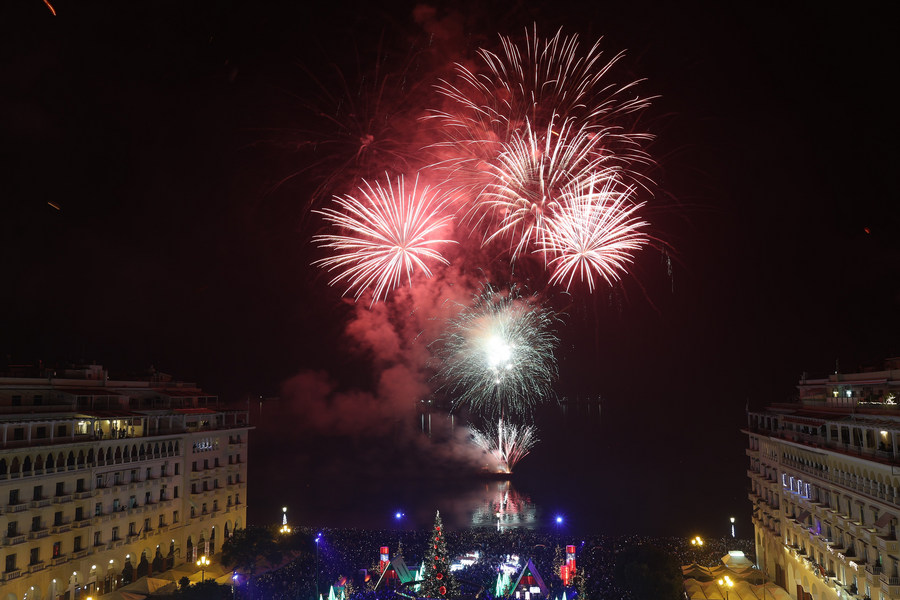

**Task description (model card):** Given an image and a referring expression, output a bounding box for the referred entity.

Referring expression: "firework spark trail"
[313,174,456,304]
[479,115,621,258]
[429,26,654,177]
[538,175,648,292]
[435,283,559,419]
[424,25,655,273]
[471,418,538,473]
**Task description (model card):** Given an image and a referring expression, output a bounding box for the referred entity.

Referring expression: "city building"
[746,358,900,600]
[0,364,249,600]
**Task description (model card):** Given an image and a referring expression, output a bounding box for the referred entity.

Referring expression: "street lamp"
[197,555,210,583]
[315,532,322,600]
[280,506,292,534]
[730,517,736,538]
[718,575,734,600]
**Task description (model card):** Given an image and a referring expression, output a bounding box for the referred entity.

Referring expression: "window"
[214,458,220,467]
[113,499,120,512]
[227,475,232,485]
[175,464,180,475]
[31,516,41,531]
[9,489,19,505]
[190,506,196,518]
[76,478,85,493]
[114,472,122,486]
[158,514,166,528]
[96,475,104,489]
[95,502,102,516]
[112,527,119,541]
[53,512,62,526]
[235,494,240,504]
[174,486,179,499]
[128,522,136,536]
[75,506,84,521]
[173,510,179,524]
[130,469,137,482]
[191,483,197,494]
[160,485,167,501]
[146,467,152,480]
[55,482,64,496]
[11,394,22,406]
[56,424,66,436]
[7,521,17,536]
[33,395,43,406]
[73,535,82,552]
[213,500,218,512]
[94,531,102,546]
[227,496,232,507]
[129,495,136,509]
[35,426,47,438]
[192,461,198,472]
[13,428,25,440]
[144,518,151,532]
[203,459,209,470]
[5,554,17,573]
[145,491,151,505]
[30,547,40,565]
[32,485,42,501]
[52,542,61,558]
[161,463,168,477]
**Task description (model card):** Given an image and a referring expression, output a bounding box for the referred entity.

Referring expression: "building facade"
[0,365,249,600]
[746,358,900,600]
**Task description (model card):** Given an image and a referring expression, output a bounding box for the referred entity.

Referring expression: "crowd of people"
[236,527,754,600]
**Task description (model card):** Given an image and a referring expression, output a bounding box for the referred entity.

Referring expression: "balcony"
[51,522,72,534]
[3,534,26,545]
[72,549,89,559]
[2,569,22,581]
[75,518,92,529]
[51,555,68,566]
[53,494,73,504]
[74,491,93,500]
[882,576,900,598]
[28,561,46,573]
[878,535,900,554]
[7,503,28,513]
[28,528,49,540]
[29,498,51,508]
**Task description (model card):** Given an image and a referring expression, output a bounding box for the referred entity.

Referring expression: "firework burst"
[434,283,559,418]
[471,418,538,473]
[313,174,456,304]
[429,25,654,185]
[478,115,620,258]
[538,175,648,292]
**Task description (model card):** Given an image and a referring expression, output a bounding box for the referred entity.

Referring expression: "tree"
[220,526,283,575]
[420,511,458,599]
[612,544,682,600]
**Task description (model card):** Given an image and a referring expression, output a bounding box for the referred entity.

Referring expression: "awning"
[876,512,895,528]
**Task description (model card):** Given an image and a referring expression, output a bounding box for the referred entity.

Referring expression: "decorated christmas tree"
[420,511,458,598]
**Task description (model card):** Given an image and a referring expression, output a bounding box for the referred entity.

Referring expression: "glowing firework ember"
[313,174,456,304]
[435,284,559,418]
[538,175,648,292]
[471,418,538,473]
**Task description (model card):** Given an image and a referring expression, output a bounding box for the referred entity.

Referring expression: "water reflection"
[470,480,539,530]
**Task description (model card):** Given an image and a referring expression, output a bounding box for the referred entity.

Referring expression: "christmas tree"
[420,511,457,599]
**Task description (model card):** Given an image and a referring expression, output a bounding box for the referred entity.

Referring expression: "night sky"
[2,1,898,536]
